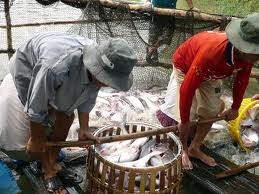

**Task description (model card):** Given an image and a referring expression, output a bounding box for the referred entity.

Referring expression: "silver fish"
[139,139,156,158]
[118,150,166,168]
[130,137,149,148]
[241,127,259,148]
[150,155,163,166]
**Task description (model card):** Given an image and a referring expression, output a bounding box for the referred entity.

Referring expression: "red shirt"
[173,31,253,123]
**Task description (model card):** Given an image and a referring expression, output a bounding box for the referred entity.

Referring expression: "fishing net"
[64,0,225,90]
[0,0,229,89]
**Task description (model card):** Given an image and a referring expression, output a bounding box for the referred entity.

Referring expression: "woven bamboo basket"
[86,122,183,194]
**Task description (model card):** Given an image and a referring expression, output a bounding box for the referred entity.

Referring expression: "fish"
[130,137,149,148]
[126,96,145,111]
[104,146,138,163]
[96,136,174,192]
[139,93,158,111]
[118,149,166,168]
[98,142,121,156]
[101,137,149,163]
[240,103,259,148]
[161,150,176,164]
[88,88,167,128]
[139,139,156,158]
[150,155,163,166]
[241,128,259,148]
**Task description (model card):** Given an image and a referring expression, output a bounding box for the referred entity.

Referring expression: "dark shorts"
[148,15,175,46]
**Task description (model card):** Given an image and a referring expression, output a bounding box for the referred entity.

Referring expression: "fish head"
[241,128,259,147]
[151,143,169,153]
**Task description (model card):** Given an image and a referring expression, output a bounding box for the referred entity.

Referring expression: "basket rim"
[228,98,259,151]
[92,122,183,171]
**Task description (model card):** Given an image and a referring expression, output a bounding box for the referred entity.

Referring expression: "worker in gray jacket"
[9,32,137,194]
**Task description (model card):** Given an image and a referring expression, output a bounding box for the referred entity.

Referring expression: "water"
[0,0,82,80]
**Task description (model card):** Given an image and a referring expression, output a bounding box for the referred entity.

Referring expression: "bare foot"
[188,147,217,167]
[182,151,193,170]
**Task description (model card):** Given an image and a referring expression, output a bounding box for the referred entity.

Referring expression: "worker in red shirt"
[156,13,259,170]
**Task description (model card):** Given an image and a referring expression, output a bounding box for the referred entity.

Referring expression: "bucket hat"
[226,12,259,54]
[83,38,137,91]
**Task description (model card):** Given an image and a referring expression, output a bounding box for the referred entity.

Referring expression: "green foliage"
[178,0,259,16]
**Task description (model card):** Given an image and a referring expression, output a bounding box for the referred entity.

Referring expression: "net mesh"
[65,0,223,89]
[0,0,235,90]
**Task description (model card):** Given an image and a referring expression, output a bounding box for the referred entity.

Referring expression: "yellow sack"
[228,98,259,151]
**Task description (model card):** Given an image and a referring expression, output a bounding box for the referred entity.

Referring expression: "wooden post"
[4,0,13,59]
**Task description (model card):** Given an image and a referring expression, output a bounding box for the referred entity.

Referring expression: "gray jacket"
[10,32,99,124]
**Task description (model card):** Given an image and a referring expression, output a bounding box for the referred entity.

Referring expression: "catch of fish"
[241,103,259,148]
[94,133,176,191]
[89,87,166,127]
[66,87,166,142]
[96,137,175,166]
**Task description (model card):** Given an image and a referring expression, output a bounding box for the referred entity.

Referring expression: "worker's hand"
[252,94,259,101]
[26,137,47,155]
[143,1,153,11]
[178,122,191,134]
[219,108,238,121]
[78,129,101,144]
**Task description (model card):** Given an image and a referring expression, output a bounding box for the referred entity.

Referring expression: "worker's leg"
[146,15,164,63]
[188,122,216,166]
[159,15,175,46]
[42,110,74,179]
[188,80,223,166]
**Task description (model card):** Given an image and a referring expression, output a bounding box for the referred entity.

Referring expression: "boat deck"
[185,147,259,194]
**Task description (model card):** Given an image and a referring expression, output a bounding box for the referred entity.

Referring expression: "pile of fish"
[89,87,166,127]
[94,134,176,191]
[240,103,259,148]
[96,137,175,166]
[66,87,166,141]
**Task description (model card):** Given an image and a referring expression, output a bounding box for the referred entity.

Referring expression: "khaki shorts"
[161,68,223,122]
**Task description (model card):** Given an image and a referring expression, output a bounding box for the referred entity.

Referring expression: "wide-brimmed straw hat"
[226,12,259,54]
[83,38,137,91]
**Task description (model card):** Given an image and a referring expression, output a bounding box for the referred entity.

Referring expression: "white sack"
[0,74,30,151]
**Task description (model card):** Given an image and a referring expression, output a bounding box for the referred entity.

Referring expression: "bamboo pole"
[46,116,225,148]
[0,49,15,54]
[0,19,118,29]
[4,0,13,59]
[62,0,237,23]
[215,161,259,179]
[47,125,177,147]
[195,116,226,125]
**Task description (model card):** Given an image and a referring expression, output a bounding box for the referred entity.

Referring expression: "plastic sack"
[0,74,30,151]
[0,161,20,194]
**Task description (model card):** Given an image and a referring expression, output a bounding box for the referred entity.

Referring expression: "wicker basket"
[86,122,182,194]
